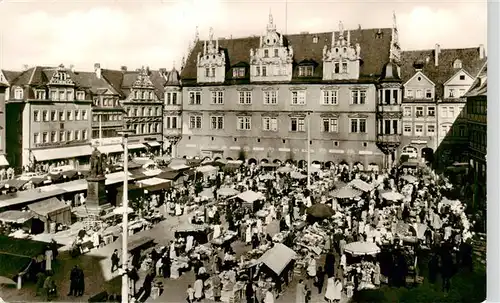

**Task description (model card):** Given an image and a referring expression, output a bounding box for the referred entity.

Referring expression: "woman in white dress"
[194,278,203,301]
[324,277,335,303]
[333,278,343,302]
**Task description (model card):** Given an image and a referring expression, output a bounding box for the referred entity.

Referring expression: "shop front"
[30,145,93,170]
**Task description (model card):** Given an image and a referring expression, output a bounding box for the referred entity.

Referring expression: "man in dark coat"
[162,255,171,278]
[324,252,335,278]
[111,249,120,273]
[68,265,79,296]
[76,267,85,296]
[315,266,325,294]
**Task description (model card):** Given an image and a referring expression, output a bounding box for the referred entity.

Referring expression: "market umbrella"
[344,241,381,256]
[381,191,405,201]
[277,166,293,173]
[217,187,239,197]
[330,186,362,199]
[113,206,134,215]
[260,174,275,181]
[306,203,335,219]
[348,179,373,192]
[401,175,418,183]
[291,171,307,180]
[0,276,17,286]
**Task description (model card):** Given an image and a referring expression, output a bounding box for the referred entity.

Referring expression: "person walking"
[295,279,307,303]
[111,249,120,273]
[212,273,222,302]
[76,266,85,297]
[194,277,204,302]
[315,266,325,294]
[68,265,78,296]
[324,277,335,303]
[186,284,195,303]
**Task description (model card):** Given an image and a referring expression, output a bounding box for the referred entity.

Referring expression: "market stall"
[0,210,34,234]
[28,197,71,233]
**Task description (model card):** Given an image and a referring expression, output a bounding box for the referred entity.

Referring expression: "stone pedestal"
[86,175,111,215]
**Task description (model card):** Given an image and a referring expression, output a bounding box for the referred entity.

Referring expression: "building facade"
[102,66,166,155]
[163,68,183,157]
[0,83,7,167]
[399,44,486,165]
[5,65,93,169]
[178,15,402,168]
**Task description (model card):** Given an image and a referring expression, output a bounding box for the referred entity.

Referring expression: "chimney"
[94,63,101,79]
[121,66,127,72]
[479,44,485,59]
[434,44,440,66]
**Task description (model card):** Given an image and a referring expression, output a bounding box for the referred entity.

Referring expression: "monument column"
[86,148,110,215]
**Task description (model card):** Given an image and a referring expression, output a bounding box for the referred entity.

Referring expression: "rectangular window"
[34,110,40,122]
[256,66,261,76]
[232,68,245,78]
[42,110,49,122]
[82,110,88,120]
[205,68,210,77]
[75,130,81,140]
[237,116,251,130]
[427,106,435,117]
[342,61,348,73]
[51,131,57,142]
[263,91,278,105]
[211,68,215,77]
[59,111,65,121]
[407,90,413,98]
[441,107,448,118]
[76,91,85,100]
[189,115,202,129]
[403,107,412,117]
[334,62,340,74]
[59,90,66,101]
[35,90,45,100]
[416,107,424,117]
[189,91,202,105]
[290,117,305,132]
[298,66,313,77]
[403,124,412,135]
[274,49,279,57]
[350,118,367,133]
[322,118,338,132]
[42,132,48,143]
[416,90,423,99]
[459,89,466,97]
[415,124,424,135]
[67,130,73,141]
[449,89,455,98]
[449,107,455,117]
[262,66,267,77]
[59,131,65,142]
[211,116,224,129]
[75,110,81,121]
[264,49,269,58]
[262,117,278,131]
[291,91,306,105]
[50,110,57,121]
[34,133,40,144]
[211,91,224,104]
[425,89,432,99]
[427,124,435,135]
[238,91,252,104]
[351,90,366,104]
[322,90,338,105]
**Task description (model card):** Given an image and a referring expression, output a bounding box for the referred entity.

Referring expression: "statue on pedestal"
[89,148,104,179]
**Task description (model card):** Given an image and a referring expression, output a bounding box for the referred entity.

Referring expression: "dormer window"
[232,67,245,78]
[35,90,46,100]
[76,91,85,101]
[14,88,23,99]
[341,61,348,73]
[313,36,318,43]
[453,59,462,69]
[298,66,314,77]
[334,62,340,74]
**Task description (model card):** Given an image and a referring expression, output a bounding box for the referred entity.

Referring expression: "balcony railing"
[376,134,401,143]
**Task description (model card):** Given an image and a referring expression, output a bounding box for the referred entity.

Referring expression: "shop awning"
[145,141,161,147]
[0,155,9,167]
[28,197,70,217]
[97,144,124,154]
[232,190,265,203]
[127,143,146,150]
[0,210,33,224]
[32,146,93,162]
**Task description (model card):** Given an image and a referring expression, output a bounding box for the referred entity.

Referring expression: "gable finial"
[267,9,276,31]
[392,11,398,31]
[339,21,344,35]
[209,27,214,42]
[195,26,199,42]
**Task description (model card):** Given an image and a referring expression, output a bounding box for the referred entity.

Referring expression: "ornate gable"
[322,22,361,81]
[196,27,226,83]
[249,12,293,82]
[132,67,154,89]
[48,64,75,86]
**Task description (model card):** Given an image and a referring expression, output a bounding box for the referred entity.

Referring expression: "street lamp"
[117,129,134,303]
[306,111,312,189]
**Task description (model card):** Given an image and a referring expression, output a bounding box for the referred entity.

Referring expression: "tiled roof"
[1,70,22,84]
[101,69,166,99]
[165,68,180,86]
[465,61,487,97]
[400,47,486,99]
[181,28,393,84]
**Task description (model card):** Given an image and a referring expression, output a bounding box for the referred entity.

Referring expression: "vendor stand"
[27,197,71,234]
[175,223,212,245]
[344,241,381,291]
[253,244,296,297]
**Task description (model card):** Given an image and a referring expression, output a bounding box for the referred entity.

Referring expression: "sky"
[0,0,487,72]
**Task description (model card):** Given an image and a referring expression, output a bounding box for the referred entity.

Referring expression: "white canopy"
[232,190,264,203]
[257,243,296,275]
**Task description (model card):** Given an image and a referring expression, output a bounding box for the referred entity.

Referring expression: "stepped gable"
[181,27,392,84]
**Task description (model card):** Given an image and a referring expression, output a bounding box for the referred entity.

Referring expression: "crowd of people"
[102,158,477,303]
